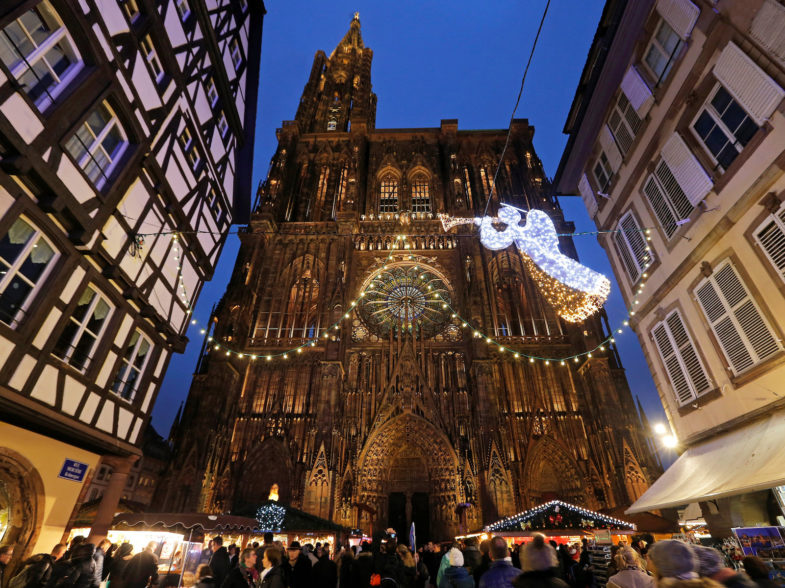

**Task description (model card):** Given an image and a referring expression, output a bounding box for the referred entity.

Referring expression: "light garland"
[256,503,287,532]
[485,499,636,532]
[443,205,610,322]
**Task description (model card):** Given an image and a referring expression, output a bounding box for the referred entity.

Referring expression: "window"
[479,166,493,197]
[178,125,200,171]
[592,152,613,192]
[643,19,681,85]
[613,210,652,284]
[64,101,128,189]
[140,35,164,83]
[643,159,694,239]
[111,329,152,401]
[755,201,785,284]
[0,217,57,327]
[217,111,229,138]
[206,76,218,106]
[411,174,431,213]
[208,187,223,223]
[52,286,113,371]
[695,261,781,376]
[379,173,398,213]
[607,92,642,155]
[175,0,190,21]
[120,0,140,22]
[691,85,759,171]
[0,1,82,108]
[651,309,712,406]
[230,38,242,69]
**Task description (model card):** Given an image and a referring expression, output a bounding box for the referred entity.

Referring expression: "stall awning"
[112,513,259,532]
[627,412,785,514]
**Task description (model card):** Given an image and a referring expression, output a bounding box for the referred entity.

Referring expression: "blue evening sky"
[152,1,673,461]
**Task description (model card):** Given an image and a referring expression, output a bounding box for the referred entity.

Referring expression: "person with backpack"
[45,543,98,588]
[9,544,65,588]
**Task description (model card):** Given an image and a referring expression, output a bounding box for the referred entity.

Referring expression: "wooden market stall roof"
[238,501,348,533]
[112,512,259,533]
[486,500,637,533]
[600,506,679,534]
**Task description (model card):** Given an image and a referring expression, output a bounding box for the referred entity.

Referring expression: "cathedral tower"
[156,16,660,540]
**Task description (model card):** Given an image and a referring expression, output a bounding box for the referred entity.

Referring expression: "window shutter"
[656,0,700,39]
[695,261,781,375]
[620,66,654,116]
[713,41,785,125]
[614,210,652,283]
[750,0,785,68]
[643,174,678,239]
[578,174,598,218]
[754,203,785,283]
[599,125,623,172]
[651,310,711,406]
[660,133,712,206]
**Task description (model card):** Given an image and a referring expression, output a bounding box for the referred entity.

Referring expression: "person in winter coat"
[350,542,374,588]
[312,546,338,588]
[220,549,257,588]
[194,564,217,588]
[473,541,491,587]
[439,548,474,588]
[478,536,521,588]
[66,543,98,588]
[93,540,111,587]
[607,548,654,588]
[259,548,285,588]
[513,534,568,588]
[374,535,406,587]
[741,557,777,588]
[124,542,158,588]
[282,542,312,588]
[414,551,430,588]
[396,545,416,588]
[692,547,755,588]
[106,544,134,588]
[9,544,65,588]
[209,538,231,588]
[646,540,722,588]
[338,547,353,588]
[463,540,482,577]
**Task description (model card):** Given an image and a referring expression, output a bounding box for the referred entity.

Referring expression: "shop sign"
[58,459,88,482]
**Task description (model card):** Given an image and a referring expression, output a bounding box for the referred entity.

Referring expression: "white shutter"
[620,66,654,116]
[750,0,785,68]
[695,261,781,375]
[660,133,712,206]
[614,210,652,283]
[651,309,711,406]
[656,0,700,39]
[578,173,598,218]
[599,125,623,172]
[643,174,678,239]
[754,203,785,283]
[713,41,785,124]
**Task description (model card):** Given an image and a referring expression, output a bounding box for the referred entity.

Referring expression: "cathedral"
[155,15,660,541]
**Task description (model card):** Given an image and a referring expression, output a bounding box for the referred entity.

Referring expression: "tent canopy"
[112,512,259,532]
[487,500,636,533]
[627,412,785,514]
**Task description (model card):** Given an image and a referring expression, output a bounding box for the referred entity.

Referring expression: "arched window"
[411,173,431,213]
[379,172,398,213]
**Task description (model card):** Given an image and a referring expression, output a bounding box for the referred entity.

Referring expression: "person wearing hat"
[692,546,755,588]
[282,541,312,588]
[607,548,654,588]
[512,534,566,588]
[439,548,473,588]
[647,540,719,588]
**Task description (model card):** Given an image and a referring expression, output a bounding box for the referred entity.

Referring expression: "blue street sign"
[58,459,88,482]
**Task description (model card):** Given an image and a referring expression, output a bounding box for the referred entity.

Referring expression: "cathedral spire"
[330,12,364,58]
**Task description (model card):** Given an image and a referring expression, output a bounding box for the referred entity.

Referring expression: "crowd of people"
[0,532,778,588]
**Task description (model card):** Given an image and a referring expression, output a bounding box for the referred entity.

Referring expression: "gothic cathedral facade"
[156,16,660,540]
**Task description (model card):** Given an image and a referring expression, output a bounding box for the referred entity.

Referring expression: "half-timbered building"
[0,0,264,561]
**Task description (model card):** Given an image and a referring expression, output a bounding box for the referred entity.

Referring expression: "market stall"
[251,501,349,550]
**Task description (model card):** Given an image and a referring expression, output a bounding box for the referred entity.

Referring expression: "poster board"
[732,527,785,558]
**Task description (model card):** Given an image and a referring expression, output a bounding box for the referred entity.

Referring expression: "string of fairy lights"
[149,222,656,365]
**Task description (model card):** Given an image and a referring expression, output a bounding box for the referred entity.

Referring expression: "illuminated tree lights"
[256,503,287,531]
[486,500,636,532]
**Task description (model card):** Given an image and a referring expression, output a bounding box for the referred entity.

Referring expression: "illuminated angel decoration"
[441,205,610,322]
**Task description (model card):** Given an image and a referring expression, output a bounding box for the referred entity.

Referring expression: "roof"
[235,501,348,533]
[112,512,260,533]
[601,506,679,534]
[486,500,636,533]
[74,498,147,527]
[627,411,785,514]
